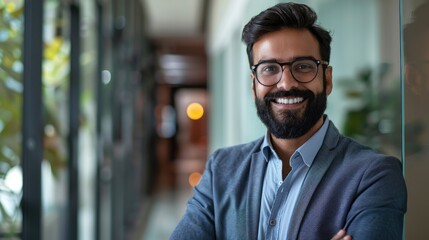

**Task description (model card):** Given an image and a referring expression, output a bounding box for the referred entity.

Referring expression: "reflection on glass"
[403,0,429,238]
[42,1,69,239]
[0,0,24,236]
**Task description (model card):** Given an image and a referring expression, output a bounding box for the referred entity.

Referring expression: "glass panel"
[98,2,114,239]
[79,0,97,239]
[402,0,429,238]
[42,1,70,239]
[0,0,24,236]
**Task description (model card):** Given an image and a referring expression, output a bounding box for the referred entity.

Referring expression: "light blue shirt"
[257,117,330,240]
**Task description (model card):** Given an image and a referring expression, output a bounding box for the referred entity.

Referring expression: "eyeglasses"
[251,57,329,86]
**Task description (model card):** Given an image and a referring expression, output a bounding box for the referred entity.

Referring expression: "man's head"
[242,2,332,67]
[404,0,429,96]
[241,3,333,139]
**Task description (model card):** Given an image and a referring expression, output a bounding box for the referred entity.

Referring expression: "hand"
[331,229,352,240]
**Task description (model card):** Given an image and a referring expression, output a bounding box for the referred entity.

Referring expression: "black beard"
[255,88,327,139]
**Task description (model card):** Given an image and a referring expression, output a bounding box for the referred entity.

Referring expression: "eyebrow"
[256,55,317,65]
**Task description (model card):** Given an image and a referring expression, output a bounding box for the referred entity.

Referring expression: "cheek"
[305,80,325,95]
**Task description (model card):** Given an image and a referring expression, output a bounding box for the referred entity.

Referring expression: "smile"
[273,97,304,105]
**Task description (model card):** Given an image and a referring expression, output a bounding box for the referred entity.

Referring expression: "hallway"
[2,0,428,239]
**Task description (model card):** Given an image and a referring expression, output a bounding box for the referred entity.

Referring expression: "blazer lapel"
[287,122,341,239]
[246,151,267,239]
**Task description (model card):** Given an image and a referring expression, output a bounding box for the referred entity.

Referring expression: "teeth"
[275,97,304,104]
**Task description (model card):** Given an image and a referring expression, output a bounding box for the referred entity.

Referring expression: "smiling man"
[170,3,407,240]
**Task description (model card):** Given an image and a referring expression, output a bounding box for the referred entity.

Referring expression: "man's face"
[251,28,333,139]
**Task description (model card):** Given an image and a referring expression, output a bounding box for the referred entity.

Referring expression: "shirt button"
[269,219,276,226]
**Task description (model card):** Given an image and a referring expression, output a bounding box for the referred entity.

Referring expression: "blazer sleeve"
[170,152,217,240]
[345,156,407,240]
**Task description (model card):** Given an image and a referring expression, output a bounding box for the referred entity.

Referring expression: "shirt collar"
[261,131,276,162]
[260,116,330,167]
[295,116,330,167]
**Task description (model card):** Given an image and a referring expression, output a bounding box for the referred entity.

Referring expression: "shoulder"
[331,132,404,187]
[209,137,264,167]
[340,134,400,164]
[322,124,406,199]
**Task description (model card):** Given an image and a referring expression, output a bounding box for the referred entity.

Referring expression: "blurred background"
[0,0,428,239]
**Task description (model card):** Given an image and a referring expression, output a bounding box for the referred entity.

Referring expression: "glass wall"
[402,0,429,238]
[0,0,155,239]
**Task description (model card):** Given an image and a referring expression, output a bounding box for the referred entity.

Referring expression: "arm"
[345,156,407,240]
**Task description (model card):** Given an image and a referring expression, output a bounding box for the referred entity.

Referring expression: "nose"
[276,66,299,90]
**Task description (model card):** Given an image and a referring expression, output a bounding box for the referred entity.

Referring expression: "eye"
[293,61,316,73]
[258,63,281,75]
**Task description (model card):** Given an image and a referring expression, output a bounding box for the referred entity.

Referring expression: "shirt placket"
[265,157,303,240]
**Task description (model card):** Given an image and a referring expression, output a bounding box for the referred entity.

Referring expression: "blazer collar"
[323,120,341,150]
[246,150,267,239]
[287,121,341,239]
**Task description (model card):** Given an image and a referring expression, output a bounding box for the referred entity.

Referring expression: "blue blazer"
[170,121,407,240]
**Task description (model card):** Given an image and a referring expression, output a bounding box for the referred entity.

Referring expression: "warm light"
[188,172,202,187]
[186,102,204,120]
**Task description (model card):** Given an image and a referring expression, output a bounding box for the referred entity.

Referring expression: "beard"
[255,87,327,139]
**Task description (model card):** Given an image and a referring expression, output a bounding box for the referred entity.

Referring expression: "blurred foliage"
[339,63,402,157]
[0,0,24,234]
[1,0,69,234]
[0,0,24,179]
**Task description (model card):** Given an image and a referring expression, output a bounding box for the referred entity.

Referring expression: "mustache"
[264,89,314,100]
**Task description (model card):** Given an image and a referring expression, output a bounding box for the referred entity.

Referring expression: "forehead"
[252,28,320,63]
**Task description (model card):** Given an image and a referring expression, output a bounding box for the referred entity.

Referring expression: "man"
[171,3,407,239]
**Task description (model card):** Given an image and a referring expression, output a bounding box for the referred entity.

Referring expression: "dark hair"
[403,0,429,64]
[241,2,332,67]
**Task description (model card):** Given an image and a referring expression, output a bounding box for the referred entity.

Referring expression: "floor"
[134,158,203,240]
[138,189,191,240]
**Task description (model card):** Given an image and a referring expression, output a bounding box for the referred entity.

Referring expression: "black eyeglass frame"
[251,57,329,86]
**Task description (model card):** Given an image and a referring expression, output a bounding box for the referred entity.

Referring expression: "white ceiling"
[142,0,206,38]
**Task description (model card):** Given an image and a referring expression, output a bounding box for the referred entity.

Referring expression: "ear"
[251,72,256,100]
[324,66,333,96]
